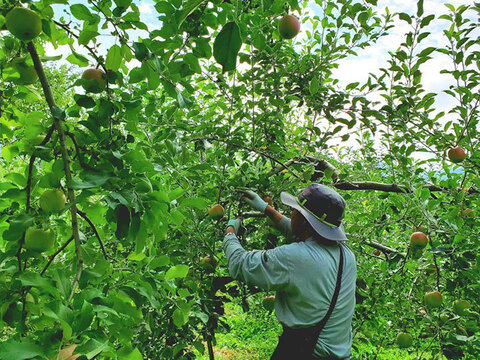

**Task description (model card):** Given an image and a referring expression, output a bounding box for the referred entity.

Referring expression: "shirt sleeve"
[276,216,292,240]
[222,232,292,291]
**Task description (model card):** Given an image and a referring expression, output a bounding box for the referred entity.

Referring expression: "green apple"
[396,332,413,348]
[452,299,471,316]
[6,7,42,41]
[424,291,442,308]
[24,228,55,252]
[81,68,106,92]
[39,189,66,213]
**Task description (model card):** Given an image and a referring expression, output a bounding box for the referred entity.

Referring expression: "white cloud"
[138,1,154,15]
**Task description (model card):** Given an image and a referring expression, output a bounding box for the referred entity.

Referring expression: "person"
[223,184,356,360]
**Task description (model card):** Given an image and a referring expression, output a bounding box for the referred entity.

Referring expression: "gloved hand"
[243,190,268,213]
[226,219,241,233]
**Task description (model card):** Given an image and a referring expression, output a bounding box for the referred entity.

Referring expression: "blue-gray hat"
[280,184,348,241]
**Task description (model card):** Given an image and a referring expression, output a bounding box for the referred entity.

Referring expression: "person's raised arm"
[242,190,291,237]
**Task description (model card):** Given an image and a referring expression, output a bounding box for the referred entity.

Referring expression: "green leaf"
[1,145,18,163]
[67,45,89,67]
[0,340,44,360]
[213,22,242,72]
[148,256,170,270]
[19,272,58,296]
[180,197,208,209]
[165,265,189,280]
[106,45,123,71]
[170,210,185,226]
[117,347,143,360]
[76,301,94,332]
[133,42,148,61]
[178,0,205,27]
[172,308,186,327]
[398,13,412,24]
[417,0,424,17]
[70,173,112,189]
[75,339,109,359]
[3,214,35,242]
[70,4,92,21]
[74,94,96,108]
[54,269,71,300]
[177,91,193,108]
[309,77,319,95]
[78,30,99,45]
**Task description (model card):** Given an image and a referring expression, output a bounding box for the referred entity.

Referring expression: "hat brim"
[280,191,348,242]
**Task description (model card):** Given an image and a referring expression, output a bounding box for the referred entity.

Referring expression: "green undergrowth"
[194,297,459,360]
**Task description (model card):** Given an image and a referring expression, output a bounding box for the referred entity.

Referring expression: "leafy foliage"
[0,0,479,359]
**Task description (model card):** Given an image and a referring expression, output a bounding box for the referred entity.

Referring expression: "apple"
[395,332,413,348]
[40,189,66,213]
[262,295,275,311]
[23,135,45,154]
[410,232,428,249]
[208,204,225,219]
[452,299,471,316]
[14,62,38,85]
[424,291,442,308]
[447,146,466,163]
[200,256,217,272]
[24,228,55,252]
[278,14,300,39]
[81,68,106,92]
[374,250,381,256]
[5,7,42,41]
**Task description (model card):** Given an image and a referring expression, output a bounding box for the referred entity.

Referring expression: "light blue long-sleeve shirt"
[222,216,356,359]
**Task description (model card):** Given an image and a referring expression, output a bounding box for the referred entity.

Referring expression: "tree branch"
[77,209,112,261]
[41,236,74,275]
[27,42,83,303]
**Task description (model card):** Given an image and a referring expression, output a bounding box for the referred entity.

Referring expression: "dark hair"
[294,210,336,246]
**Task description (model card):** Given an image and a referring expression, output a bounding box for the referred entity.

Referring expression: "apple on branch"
[278,14,300,39]
[5,7,42,41]
[81,68,106,93]
[447,146,466,163]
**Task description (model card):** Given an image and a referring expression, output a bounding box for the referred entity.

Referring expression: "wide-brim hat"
[280,184,348,242]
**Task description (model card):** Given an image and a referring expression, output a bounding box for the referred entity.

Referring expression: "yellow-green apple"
[424,291,442,308]
[5,7,42,41]
[24,228,55,252]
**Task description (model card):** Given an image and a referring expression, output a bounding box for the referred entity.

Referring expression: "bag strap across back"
[312,243,345,335]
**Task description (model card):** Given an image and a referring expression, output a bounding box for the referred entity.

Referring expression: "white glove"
[243,190,268,213]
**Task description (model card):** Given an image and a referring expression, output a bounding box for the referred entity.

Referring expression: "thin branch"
[64,131,99,172]
[77,209,112,261]
[184,136,301,179]
[41,236,74,275]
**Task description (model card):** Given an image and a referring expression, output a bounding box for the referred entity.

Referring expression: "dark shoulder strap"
[314,243,344,333]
